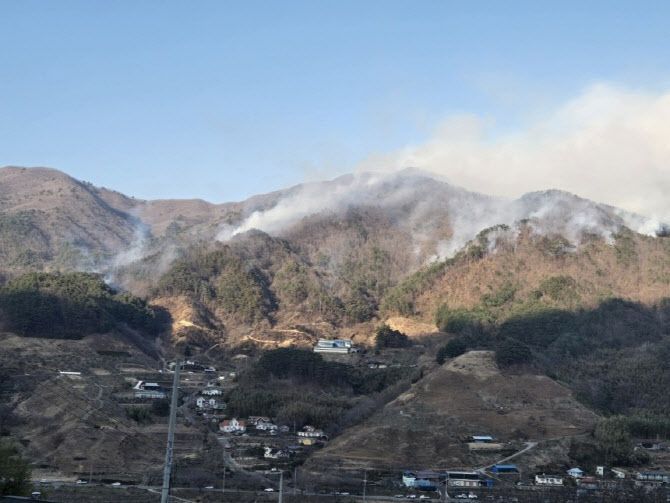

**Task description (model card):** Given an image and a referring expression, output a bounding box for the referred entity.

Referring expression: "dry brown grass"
[308,351,598,471]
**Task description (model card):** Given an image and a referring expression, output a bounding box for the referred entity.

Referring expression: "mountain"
[1,165,669,488]
[0,165,667,349]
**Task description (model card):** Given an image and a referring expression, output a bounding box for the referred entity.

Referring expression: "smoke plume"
[215,83,670,260]
[360,83,670,226]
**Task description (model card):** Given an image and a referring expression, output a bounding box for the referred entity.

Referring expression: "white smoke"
[215,83,669,260]
[216,172,396,240]
[99,224,147,285]
[360,83,670,225]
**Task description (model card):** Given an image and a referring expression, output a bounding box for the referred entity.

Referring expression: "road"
[477,441,538,471]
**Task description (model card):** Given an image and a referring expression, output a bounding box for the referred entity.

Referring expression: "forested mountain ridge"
[0,165,668,352]
[1,165,669,488]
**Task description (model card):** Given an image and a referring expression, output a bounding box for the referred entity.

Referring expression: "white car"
[75,479,88,485]
[468,494,478,500]
[111,482,122,487]
[264,488,275,492]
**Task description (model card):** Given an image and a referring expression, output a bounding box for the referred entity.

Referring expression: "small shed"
[491,464,519,474]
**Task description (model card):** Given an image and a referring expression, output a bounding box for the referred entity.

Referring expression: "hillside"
[307,350,598,471]
[0,332,173,482]
[0,165,669,495]
[1,166,668,351]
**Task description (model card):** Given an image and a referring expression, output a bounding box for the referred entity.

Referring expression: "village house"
[636,471,670,485]
[219,418,247,434]
[264,447,290,459]
[567,467,584,479]
[256,420,278,432]
[196,396,223,410]
[299,437,317,446]
[298,425,325,438]
[133,381,167,399]
[313,339,354,354]
[577,476,599,490]
[467,435,503,451]
[491,464,519,475]
[248,416,271,426]
[611,468,626,479]
[535,474,564,486]
[446,471,482,488]
[402,471,417,488]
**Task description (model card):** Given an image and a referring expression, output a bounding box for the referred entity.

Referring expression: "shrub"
[0,441,31,496]
[536,275,579,304]
[495,338,532,367]
[374,325,411,349]
[436,338,467,364]
[125,406,152,424]
[151,399,170,417]
[435,304,484,334]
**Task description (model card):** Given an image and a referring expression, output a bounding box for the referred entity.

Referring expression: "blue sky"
[2,1,669,202]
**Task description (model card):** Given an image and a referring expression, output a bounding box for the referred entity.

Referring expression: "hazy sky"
[2,1,669,203]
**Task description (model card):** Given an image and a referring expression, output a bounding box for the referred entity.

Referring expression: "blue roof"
[492,464,519,473]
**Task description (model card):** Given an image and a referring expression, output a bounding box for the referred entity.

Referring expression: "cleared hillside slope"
[308,351,598,471]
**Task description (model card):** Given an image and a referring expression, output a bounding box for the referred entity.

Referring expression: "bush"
[435,304,485,334]
[536,275,580,304]
[436,338,467,364]
[125,406,152,424]
[0,441,31,496]
[495,338,532,367]
[374,325,411,349]
[151,399,170,417]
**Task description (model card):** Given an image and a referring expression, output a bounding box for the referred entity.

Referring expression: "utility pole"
[293,467,297,495]
[160,360,181,503]
[363,470,367,502]
[443,471,450,502]
[222,442,227,496]
[278,471,283,503]
[222,465,226,496]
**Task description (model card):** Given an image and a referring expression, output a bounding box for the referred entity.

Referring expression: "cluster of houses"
[166,360,217,373]
[402,460,670,492]
[195,383,225,412]
[534,466,670,489]
[635,471,670,486]
[313,338,358,354]
[403,470,494,490]
[217,417,324,441]
[534,468,585,487]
